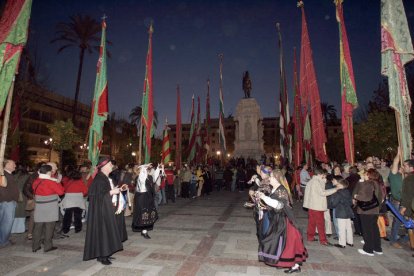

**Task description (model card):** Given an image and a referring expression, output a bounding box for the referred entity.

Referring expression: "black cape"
[83,172,123,261]
[115,191,128,242]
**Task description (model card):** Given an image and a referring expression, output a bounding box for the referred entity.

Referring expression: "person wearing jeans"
[0,160,18,247]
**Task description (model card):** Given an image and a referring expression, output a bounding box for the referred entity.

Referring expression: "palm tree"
[321,102,337,125]
[129,105,159,134]
[50,14,102,125]
[321,102,337,139]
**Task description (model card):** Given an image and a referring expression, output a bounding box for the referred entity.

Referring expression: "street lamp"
[80,143,89,161]
[44,138,53,162]
[131,151,136,157]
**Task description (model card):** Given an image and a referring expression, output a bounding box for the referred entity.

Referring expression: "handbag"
[357,190,379,211]
[25,199,35,211]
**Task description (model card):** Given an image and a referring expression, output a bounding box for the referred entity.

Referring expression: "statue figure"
[242,71,252,98]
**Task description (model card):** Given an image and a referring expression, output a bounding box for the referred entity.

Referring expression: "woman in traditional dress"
[256,170,308,274]
[132,164,161,239]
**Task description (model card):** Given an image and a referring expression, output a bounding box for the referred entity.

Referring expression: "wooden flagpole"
[394,110,404,165]
[0,77,16,186]
[138,112,143,165]
[347,117,354,165]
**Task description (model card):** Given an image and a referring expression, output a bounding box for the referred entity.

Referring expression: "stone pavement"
[1,190,413,276]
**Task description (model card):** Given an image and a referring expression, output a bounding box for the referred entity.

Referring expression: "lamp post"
[216,150,221,167]
[44,138,53,162]
[80,143,89,162]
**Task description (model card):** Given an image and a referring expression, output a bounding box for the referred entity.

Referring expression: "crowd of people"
[0,150,414,271]
[297,148,414,258]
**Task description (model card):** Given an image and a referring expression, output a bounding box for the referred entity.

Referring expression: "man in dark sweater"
[0,160,18,247]
[401,159,414,253]
[401,159,414,218]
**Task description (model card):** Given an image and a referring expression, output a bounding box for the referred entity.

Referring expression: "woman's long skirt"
[259,212,307,268]
[132,191,158,232]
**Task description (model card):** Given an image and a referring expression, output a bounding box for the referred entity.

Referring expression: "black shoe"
[32,247,41,253]
[284,266,301,274]
[99,258,112,265]
[326,234,332,238]
[141,232,151,239]
[346,243,354,247]
[334,244,345,248]
[44,246,57,252]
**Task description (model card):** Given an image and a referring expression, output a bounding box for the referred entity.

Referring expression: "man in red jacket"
[164,167,175,203]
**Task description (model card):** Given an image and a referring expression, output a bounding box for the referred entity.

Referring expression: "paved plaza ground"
[1,190,413,276]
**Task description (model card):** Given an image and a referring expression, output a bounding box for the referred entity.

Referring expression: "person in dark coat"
[353,169,383,256]
[83,157,123,265]
[110,169,128,243]
[346,166,362,236]
[329,179,354,248]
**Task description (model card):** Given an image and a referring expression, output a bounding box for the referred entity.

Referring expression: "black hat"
[97,156,111,168]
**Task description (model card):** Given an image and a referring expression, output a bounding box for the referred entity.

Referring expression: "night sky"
[26,0,414,134]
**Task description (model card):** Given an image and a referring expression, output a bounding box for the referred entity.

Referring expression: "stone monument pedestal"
[233,98,264,161]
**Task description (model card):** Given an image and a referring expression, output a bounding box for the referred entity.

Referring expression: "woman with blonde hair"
[256,169,307,273]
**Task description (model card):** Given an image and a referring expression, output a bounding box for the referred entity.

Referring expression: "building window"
[28,123,40,134]
[29,109,41,121]
[41,111,54,123]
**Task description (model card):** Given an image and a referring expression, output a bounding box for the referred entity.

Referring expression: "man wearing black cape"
[83,157,123,265]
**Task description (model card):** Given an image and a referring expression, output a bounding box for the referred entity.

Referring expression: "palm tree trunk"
[72,47,85,125]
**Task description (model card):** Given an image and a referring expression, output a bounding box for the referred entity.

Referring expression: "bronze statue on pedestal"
[242,71,252,98]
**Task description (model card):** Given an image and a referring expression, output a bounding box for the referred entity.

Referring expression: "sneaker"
[373,250,383,255]
[391,242,402,249]
[358,249,374,256]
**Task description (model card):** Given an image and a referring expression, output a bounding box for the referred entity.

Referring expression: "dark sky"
[27,0,414,134]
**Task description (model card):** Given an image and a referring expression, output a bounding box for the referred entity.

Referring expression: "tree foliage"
[50,14,107,124]
[354,111,397,159]
[48,120,81,152]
